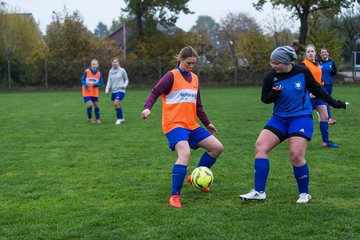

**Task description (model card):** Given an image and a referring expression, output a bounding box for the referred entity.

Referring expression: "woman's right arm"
[142,72,174,119]
[80,71,89,90]
[261,72,280,103]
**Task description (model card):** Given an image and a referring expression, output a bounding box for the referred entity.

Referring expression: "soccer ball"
[191,166,214,190]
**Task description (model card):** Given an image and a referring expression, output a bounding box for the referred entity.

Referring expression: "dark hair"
[320,48,329,54]
[111,57,119,63]
[176,46,199,66]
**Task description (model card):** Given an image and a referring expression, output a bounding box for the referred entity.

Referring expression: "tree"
[0,9,46,87]
[306,12,345,67]
[122,0,192,40]
[221,12,261,35]
[218,12,261,74]
[109,18,122,33]
[332,6,360,61]
[263,13,297,47]
[189,15,220,33]
[44,8,123,87]
[253,0,360,48]
[188,16,220,56]
[94,21,109,38]
[236,31,273,72]
[123,29,197,85]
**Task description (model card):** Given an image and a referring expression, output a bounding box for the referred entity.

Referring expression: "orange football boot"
[187,175,210,192]
[169,195,182,208]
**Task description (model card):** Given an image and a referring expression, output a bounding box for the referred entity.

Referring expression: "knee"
[319,110,328,121]
[213,142,224,157]
[290,151,304,165]
[178,149,191,162]
[255,140,266,155]
[114,101,121,108]
[320,114,328,121]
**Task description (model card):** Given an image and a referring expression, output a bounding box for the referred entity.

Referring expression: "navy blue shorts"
[83,96,98,103]
[311,98,326,109]
[165,127,212,151]
[264,115,314,142]
[111,92,125,101]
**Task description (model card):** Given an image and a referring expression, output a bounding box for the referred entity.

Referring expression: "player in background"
[81,59,104,123]
[141,46,224,208]
[302,44,338,148]
[239,46,348,204]
[105,57,129,125]
[320,48,338,125]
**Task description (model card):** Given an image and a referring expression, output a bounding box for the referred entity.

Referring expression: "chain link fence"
[0,58,264,90]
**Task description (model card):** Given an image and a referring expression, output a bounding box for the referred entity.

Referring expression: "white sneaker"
[239,189,266,201]
[115,119,125,125]
[296,193,311,204]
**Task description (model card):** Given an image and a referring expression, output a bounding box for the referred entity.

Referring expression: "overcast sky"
[6,0,297,34]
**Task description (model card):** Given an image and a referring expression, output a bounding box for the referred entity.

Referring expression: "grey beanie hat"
[270,46,297,64]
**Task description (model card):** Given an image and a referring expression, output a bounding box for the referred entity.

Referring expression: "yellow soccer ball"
[191,166,214,190]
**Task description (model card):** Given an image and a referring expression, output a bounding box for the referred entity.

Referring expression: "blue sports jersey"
[261,64,345,117]
[272,73,312,117]
[320,59,337,85]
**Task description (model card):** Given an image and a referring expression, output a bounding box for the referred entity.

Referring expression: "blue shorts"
[311,98,326,109]
[83,96,99,103]
[264,115,314,142]
[111,92,125,101]
[165,127,212,151]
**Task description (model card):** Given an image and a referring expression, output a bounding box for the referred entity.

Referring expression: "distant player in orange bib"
[141,46,224,208]
[81,59,104,123]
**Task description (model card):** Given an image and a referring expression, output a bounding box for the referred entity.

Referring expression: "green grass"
[1,86,360,240]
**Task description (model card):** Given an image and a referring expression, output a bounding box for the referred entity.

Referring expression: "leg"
[197,135,223,158]
[317,105,337,147]
[254,129,280,192]
[196,135,223,168]
[114,99,124,120]
[317,105,329,143]
[255,129,281,159]
[289,136,308,167]
[174,141,191,166]
[169,141,191,208]
[86,101,93,121]
[324,85,334,122]
[327,104,332,121]
[317,105,328,122]
[171,141,190,195]
[93,101,100,122]
[289,136,311,203]
[240,129,280,200]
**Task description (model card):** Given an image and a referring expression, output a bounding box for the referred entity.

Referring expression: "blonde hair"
[176,46,199,66]
[304,44,316,58]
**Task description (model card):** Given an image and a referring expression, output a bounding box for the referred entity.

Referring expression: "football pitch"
[1,86,359,239]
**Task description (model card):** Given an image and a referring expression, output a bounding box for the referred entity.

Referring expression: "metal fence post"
[8,59,11,89]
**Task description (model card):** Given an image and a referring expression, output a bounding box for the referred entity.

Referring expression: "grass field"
[1,86,360,239]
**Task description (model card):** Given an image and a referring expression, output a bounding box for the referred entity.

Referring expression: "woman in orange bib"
[302,44,337,148]
[81,59,104,123]
[141,46,224,208]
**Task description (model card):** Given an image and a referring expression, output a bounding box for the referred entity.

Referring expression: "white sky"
[5,0,298,34]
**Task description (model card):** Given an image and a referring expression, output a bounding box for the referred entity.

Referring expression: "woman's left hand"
[272,85,283,91]
[206,124,218,135]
